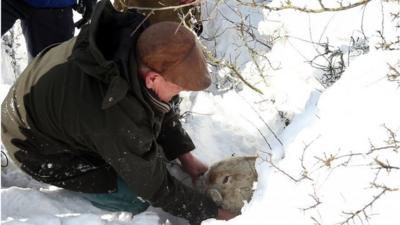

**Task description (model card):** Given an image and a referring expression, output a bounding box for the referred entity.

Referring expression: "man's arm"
[157,96,195,160]
[178,152,208,183]
[157,96,209,183]
[91,128,218,225]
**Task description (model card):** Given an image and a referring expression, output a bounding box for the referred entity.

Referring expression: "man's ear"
[144,71,161,89]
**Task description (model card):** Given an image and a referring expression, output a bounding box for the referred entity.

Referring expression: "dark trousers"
[1,0,74,58]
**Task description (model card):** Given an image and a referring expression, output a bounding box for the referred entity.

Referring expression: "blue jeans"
[79,177,150,214]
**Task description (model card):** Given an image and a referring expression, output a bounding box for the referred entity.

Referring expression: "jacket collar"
[142,88,171,113]
[70,0,149,110]
[138,79,171,113]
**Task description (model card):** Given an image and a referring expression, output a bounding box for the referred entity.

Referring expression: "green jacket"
[1,0,217,223]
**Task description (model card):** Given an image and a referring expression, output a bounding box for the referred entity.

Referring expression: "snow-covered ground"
[2,0,400,225]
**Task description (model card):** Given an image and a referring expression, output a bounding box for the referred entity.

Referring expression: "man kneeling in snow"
[1,0,235,224]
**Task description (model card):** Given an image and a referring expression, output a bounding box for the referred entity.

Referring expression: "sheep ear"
[208,188,223,205]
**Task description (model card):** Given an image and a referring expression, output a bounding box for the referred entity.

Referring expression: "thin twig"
[262,154,309,183]
[236,93,284,146]
[237,0,372,14]
[205,49,264,94]
[339,187,396,225]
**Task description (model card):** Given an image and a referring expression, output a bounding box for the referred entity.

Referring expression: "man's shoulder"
[29,37,78,74]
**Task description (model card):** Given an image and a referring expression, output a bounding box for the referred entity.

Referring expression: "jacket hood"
[71,0,148,109]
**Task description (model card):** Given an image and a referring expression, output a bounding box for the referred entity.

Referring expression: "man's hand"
[178,152,208,184]
[217,208,237,221]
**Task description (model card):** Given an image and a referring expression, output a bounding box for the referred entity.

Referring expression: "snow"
[2,0,400,225]
[243,51,400,225]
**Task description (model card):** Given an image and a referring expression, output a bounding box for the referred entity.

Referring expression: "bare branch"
[339,186,398,225]
[301,185,322,211]
[311,216,323,225]
[205,49,264,94]
[236,0,372,14]
[300,135,321,178]
[261,153,310,183]
[373,157,400,171]
[236,93,284,146]
[387,63,400,84]
[375,30,400,50]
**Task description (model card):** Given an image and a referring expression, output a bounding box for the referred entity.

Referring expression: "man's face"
[150,74,184,102]
[156,76,184,102]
